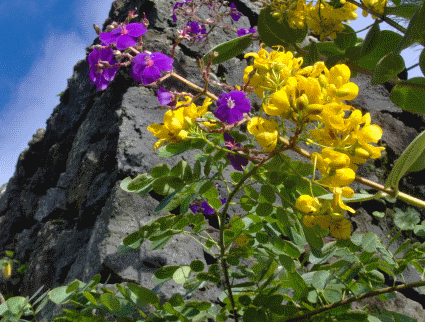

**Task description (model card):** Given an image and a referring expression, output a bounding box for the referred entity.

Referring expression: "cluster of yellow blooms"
[362,0,388,19]
[147,96,212,151]
[243,46,385,239]
[266,0,386,40]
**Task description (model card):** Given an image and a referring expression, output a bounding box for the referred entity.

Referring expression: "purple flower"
[230,3,242,21]
[237,28,257,37]
[224,133,249,171]
[130,52,173,85]
[190,199,226,215]
[99,23,147,50]
[173,0,192,22]
[88,48,120,91]
[185,21,206,41]
[214,91,251,124]
[158,87,175,106]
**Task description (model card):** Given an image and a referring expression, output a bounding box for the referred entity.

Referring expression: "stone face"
[0,0,425,321]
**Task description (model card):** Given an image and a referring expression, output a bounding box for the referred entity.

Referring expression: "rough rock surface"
[0,0,425,321]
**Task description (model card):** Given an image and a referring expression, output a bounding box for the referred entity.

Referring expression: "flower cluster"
[243,46,385,239]
[147,95,212,150]
[267,0,358,40]
[362,0,388,19]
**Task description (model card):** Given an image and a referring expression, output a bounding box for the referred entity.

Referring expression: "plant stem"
[170,72,218,101]
[344,0,407,34]
[284,280,425,321]
[218,165,258,322]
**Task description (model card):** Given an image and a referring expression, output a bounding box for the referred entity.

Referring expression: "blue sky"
[0,3,423,186]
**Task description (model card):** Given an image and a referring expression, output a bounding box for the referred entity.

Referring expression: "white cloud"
[0,32,86,185]
[0,0,114,185]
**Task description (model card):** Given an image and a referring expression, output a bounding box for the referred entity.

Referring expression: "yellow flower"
[263,88,291,117]
[147,96,211,150]
[3,262,11,279]
[312,148,355,187]
[362,0,387,19]
[247,117,279,152]
[303,214,318,227]
[332,186,355,213]
[330,218,352,239]
[296,195,320,213]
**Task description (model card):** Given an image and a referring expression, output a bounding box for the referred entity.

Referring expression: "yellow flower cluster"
[362,0,388,19]
[267,0,358,40]
[243,46,385,239]
[147,95,212,151]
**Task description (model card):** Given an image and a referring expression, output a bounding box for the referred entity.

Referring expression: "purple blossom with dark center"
[237,27,257,37]
[230,3,242,21]
[158,87,175,106]
[185,21,207,41]
[88,48,120,91]
[224,133,249,171]
[214,90,251,124]
[99,23,147,50]
[130,52,173,85]
[173,0,192,22]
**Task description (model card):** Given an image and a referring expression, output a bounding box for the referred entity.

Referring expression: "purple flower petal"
[116,34,137,50]
[88,48,99,66]
[126,23,147,37]
[151,53,174,71]
[142,66,161,85]
[237,28,257,37]
[201,201,215,215]
[158,87,173,105]
[190,204,201,214]
[214,91,251,124]
[99,28,122,45]
[230,3,241,21]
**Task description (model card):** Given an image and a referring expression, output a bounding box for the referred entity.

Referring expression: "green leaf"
[152,176,185,195]
[323,286,342,303]
[386,4,420,19]
[170,161,192,182]
[150,235,173,250]
[155,266,180,279]
[335,24,357,50]
[154,188,185,213]
[244,186,259,200]
[120,174,154,195]
[312,271,330,290]
[394,239,412,256]
[126,283,159,305]
[193,160,201,180]
[258,6,307,47]
[362,232,379,253]
[256,203,273,217]
[377,309,417,322]
[158,141,194,158]
[360,19,381,57]
[260,185,276,204]
[395,0,425,55]
[392,77,425,113]
[100,293,121,312]
[189,260,205,273]
[6,297,29,316]
[204,157,212,176]
[151,164,170,178]
[49,286,74,304]
[83,291,98,306]
[371,53,405,85]
[394,207,420,230]
[173,266,191,284]
[202,34,253,65]
[385,129,425,191]
[290,271,308,301]
[303,41,319,67]
[352,30,403,72]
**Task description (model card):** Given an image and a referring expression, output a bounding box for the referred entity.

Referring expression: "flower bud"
[330,212,344,220]
[93,24,101,35]
[355,147,370,159]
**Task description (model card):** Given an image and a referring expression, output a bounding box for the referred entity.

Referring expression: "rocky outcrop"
[0,0,425,321]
